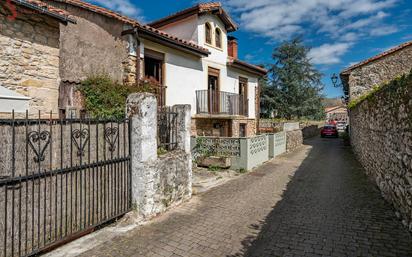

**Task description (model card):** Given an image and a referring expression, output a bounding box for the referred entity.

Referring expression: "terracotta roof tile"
[12,0,73,20]
[228,57,267,75]
[51,0,140,25]
[341,40,412,74]
[148,2,237,32]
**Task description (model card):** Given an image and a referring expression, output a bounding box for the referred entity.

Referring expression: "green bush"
[80,74,158,119]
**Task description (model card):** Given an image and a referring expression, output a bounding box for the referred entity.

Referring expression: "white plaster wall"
[198,14,228,64]
[157,15,199,43]
[142,13,260,119]
[142,39,204,115]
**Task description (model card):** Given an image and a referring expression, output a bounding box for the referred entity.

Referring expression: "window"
[205,22,212,44]
[144,49,164,84]
[144,48,165,106]
[215,28,222,48]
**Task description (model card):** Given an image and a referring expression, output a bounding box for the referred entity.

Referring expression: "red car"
[321,125,339,138]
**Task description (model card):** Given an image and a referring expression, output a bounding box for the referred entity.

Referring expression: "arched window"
[205,23,212,44]
[215,28,222,48]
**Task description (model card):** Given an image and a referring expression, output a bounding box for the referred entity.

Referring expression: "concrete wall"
[192,133,287,171]
[268,132,287,158]
[344,45,412,100]
[0,4,61,116]
[350,74,412,231]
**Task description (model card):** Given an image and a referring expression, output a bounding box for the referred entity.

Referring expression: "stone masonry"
[341,43,412,100]
[350,76,412,231]
[127,93,192,219]
[286,130,303,152]
[0,4,61,116]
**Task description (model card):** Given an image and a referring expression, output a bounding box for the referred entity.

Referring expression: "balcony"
[195,90,248,116]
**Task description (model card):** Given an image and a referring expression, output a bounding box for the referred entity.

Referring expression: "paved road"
[77,137,412,257]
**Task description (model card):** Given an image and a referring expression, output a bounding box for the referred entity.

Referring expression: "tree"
[261,38,325,120]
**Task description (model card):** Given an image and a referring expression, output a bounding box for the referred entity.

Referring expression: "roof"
[148,2,238,32]
[227,58,267,76]
[49,0,209,55]
[325,106,346,113]
[11,0,75,23]
[341,40,412,75]
[0,85,30,100]
[49,0,140,26]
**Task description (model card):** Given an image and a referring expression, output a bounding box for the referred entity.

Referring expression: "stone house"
[325,106,348,123]
[340,40,412,100]
[2,0,266,137]
[47,1,266,137]
[0,0,74,117]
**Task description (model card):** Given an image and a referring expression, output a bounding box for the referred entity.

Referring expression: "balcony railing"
[196,90,248,116]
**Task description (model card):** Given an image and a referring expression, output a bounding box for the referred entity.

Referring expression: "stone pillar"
[126,93,157,214]
[173,104,191,154]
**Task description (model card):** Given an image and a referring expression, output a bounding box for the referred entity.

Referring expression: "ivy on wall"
[80,74,158,119]
[348,69,412,110]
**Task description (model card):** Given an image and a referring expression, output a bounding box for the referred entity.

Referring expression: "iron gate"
[0,111,131,257]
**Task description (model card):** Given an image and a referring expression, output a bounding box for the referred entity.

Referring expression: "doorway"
[208,67,220,114]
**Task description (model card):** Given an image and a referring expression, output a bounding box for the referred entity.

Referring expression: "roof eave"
[227,61,267,76]
[12,0,76,24]
[132,28,210,57]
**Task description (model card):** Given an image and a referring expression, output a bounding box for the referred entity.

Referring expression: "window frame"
[205,22,212,45]
[215,27,222,48]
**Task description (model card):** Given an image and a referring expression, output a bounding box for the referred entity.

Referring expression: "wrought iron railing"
[0,111,131,257]
[195,90,248,116]
[157,107,178,151]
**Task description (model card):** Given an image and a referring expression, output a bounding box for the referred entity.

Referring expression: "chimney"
[228,36,238,59]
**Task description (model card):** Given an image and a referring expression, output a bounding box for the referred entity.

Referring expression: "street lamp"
[331,73,341,88]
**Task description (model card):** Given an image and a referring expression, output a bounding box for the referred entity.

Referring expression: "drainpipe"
[136,35,140,86]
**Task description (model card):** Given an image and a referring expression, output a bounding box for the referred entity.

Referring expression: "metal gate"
[0,111,131,257]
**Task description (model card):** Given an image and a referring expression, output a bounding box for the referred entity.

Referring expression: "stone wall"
[231,118,256,137]
[128,94,192,219]
[343,44,412,100]
[44,1,136,112]
[0,4,60,116]
[191,118,256,137]
[286,130,303,152]
[350,74,412,231]
[302,125,320,139]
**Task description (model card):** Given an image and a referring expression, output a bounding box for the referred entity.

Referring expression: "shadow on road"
[229,137,412,257]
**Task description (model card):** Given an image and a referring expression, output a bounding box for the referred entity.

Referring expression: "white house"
[3,0,266,136]
[138,3,267,137]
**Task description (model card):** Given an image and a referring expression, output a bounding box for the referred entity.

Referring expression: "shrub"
[80,74,159,119]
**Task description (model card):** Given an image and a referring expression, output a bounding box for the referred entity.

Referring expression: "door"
[208,68,220,114]
[239,77,248,115]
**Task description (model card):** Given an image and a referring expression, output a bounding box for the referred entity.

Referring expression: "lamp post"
[331,73,341,88]
[331,73,349,105]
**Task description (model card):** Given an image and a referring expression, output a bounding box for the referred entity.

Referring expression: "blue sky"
[89,0,412,98]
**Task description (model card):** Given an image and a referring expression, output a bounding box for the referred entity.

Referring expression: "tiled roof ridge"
[341,40,412,74]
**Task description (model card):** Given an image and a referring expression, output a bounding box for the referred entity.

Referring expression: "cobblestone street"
[70,137,412,257]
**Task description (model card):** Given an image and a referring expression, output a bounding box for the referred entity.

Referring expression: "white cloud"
[369,25,398,36]
[224,0,397,40]
[308,43,352,65]
[88,0,143,20]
